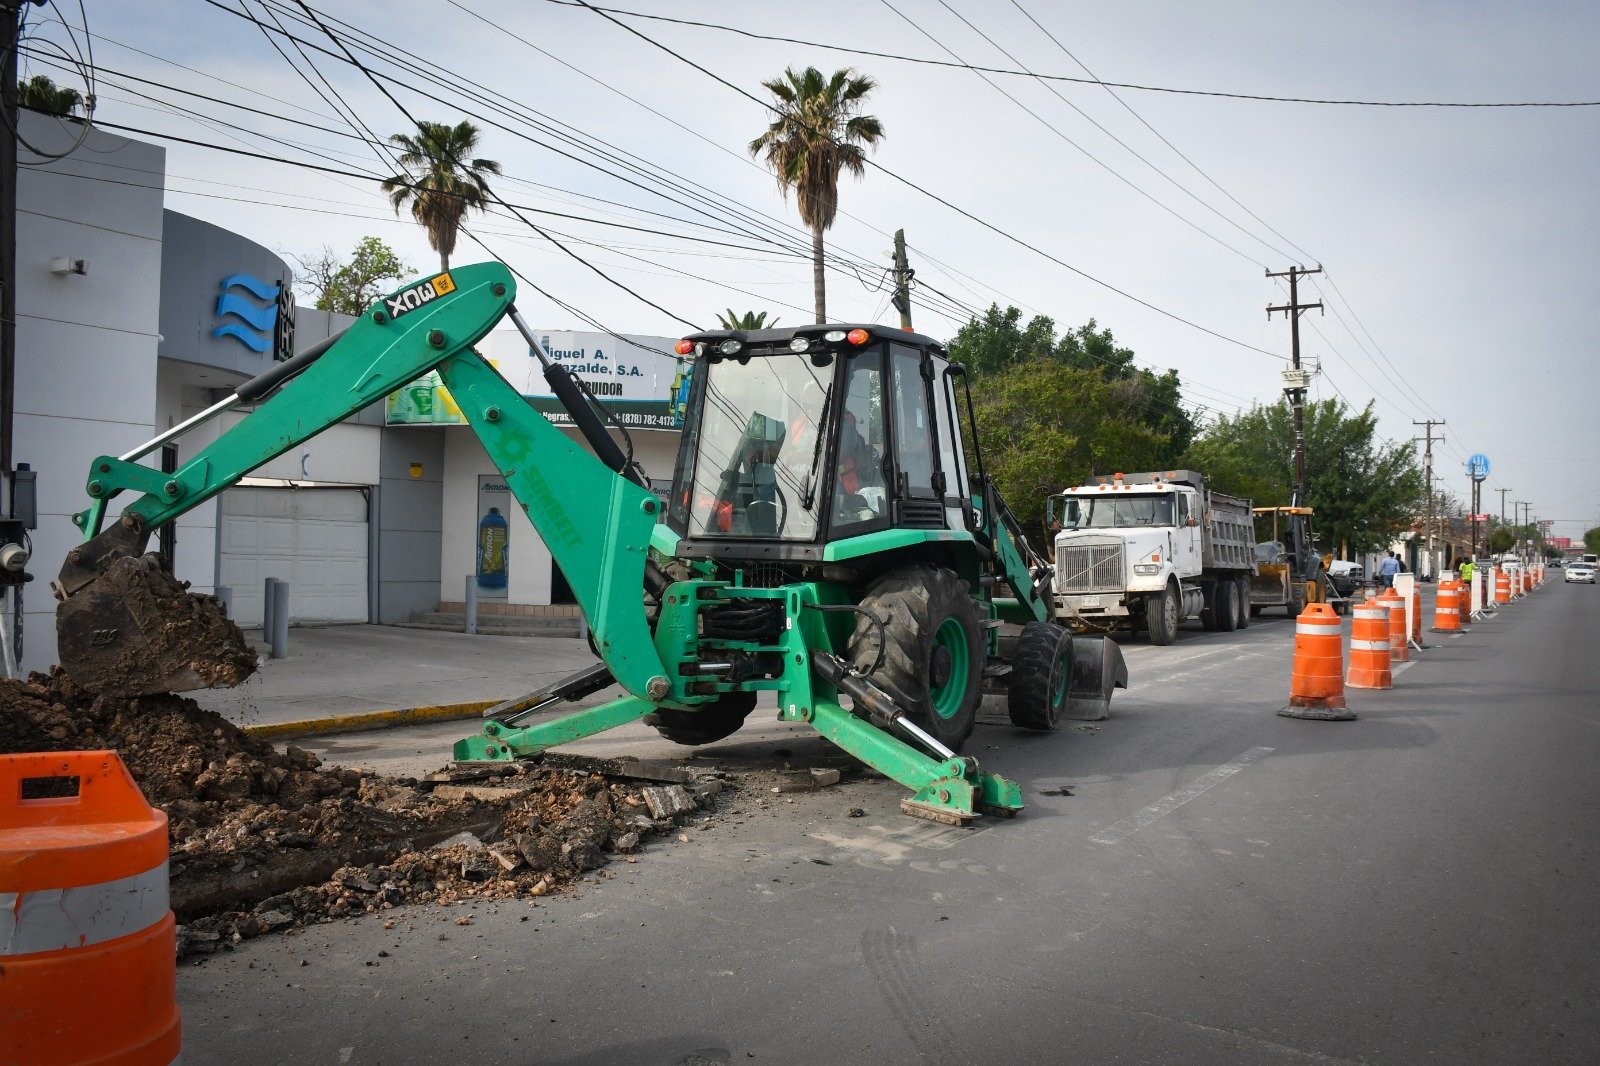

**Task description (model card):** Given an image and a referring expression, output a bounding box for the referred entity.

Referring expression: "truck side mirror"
[1187,517,1199,527]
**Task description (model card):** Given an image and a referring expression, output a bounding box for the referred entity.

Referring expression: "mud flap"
[56,554,256,697]
[1063,634,1128,721]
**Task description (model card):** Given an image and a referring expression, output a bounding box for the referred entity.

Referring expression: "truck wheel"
[1199,581,1219,631]
[1147,583,1180,646]
[1216,580,1239,632]
[644,691,759,746]
[1234,577,1251,629]
[850,565,983,752]
[1007,621,1072,731]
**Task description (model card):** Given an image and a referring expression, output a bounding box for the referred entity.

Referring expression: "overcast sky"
[32,1,1600,539]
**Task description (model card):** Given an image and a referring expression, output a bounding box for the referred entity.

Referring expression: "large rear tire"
[643,690,759,746]
[1007,621,1072,731]
[1216,580,1239,633]
[849,565,983,752]
[1234,576,1251,629]
[1147,583,1180,646]
[1199,581,1219,632]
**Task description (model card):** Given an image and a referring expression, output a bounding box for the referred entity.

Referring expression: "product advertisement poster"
[385,329,689,431]
[475,475,511,600]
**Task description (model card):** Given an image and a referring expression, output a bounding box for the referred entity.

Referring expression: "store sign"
[386,328,689,431]
[213,273,284,355]
[1467,453,1490,481]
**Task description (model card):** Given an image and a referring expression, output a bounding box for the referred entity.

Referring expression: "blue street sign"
[1468,453,1490,481]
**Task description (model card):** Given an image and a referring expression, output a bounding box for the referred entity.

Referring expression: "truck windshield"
[681,352,831,539]
[1059,493,1175,529]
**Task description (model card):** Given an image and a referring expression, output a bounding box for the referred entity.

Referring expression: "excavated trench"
[1,669,729,958]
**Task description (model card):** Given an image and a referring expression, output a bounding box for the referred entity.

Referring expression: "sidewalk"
[192,624,606,738]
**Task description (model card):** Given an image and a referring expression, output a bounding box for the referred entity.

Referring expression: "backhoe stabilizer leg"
[1064,634,1129,722]
[453,695,657,764]
[807,700,1023,823]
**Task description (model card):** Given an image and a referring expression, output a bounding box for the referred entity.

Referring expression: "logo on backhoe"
[384,272,456,320]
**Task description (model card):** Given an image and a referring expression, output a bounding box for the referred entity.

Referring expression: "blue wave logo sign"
[212,273,282,353]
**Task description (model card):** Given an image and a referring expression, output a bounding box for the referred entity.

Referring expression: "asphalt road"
[179,584,1600,1065]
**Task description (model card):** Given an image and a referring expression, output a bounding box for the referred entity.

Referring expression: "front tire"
[1147,583,1180,646]
[850,565,983,752]
[1007,621,1072,731]
[644,690,759,746]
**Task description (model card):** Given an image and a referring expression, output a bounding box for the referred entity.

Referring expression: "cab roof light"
[822,329,847,343]
[846,328,871,346]
[789,336,811,353]
[674,339,694,355]
[718,339,743,356]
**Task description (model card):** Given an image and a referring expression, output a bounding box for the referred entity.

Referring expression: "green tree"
[968,361,1184,532]
[749,66,884,323]
[1487,528,1515,554]
[16,75,81,117]
[950,307,1197,463]
[715,309,779,330]
[381,120,501,273]
[1181,398,1425,555]
[292,237,411,316]
[1585,526,1600,554]
[948,305,1056,376]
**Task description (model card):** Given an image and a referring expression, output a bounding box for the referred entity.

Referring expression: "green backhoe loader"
[52,263,1126,823]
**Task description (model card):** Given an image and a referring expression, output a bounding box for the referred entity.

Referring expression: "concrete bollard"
[269,579,290,660]
[464,575,478,636]
[263,577,279,637]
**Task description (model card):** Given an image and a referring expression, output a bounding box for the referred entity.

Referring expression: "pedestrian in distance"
[1378,552,1401,588]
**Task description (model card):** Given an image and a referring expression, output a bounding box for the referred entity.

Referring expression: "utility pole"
[1414,420,1444,578]
[1,0,25,485]
[891,229,914,332]
[1496,488,1511,550]
[1519,501,1533,558]
[1267,266,1323,507]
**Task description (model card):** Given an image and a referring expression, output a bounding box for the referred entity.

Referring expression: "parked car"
[1565,563,1596,585]
[1326,560,1364,597]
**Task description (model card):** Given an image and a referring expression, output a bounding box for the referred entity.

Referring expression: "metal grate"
[1058,542,1125,593]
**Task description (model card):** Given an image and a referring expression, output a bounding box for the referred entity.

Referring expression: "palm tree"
[381,121,501,273]
[715,309,780,330]
[16,75,82,117]
[749,67,884,323]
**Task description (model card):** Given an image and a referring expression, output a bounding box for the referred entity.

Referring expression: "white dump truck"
[1046,470,1256,645]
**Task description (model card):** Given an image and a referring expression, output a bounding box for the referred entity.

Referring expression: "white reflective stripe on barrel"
[1435,607,1459,615]
[1295,623,1340,635]
[1353,609,1387,620]
[0,861,168,955]
[1350,639,1390,651]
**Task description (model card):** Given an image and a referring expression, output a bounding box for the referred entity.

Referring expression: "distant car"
[1326,560,1363,596]
[1566,563,1596,585]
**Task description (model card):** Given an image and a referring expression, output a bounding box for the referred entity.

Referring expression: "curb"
[242,700,498,742]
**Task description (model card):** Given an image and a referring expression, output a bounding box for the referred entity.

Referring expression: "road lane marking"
[1090,746,1274,844]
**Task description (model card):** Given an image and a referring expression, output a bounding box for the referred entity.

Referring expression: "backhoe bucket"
[56,554,257,697]
[1064,634,1128,721]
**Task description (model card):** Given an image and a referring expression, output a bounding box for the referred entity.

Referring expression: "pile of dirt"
[55,557,256,696]
[0,669,725,958]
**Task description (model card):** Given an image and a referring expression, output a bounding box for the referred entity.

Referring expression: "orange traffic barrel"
[1430,579,1462,633]
[1346,603,1393,689]
[1409,585,1424,645]
[1493,567,1510,605]
[1378,587,1410,662]
[0,751,180,1065]
[1280,602,1355,720]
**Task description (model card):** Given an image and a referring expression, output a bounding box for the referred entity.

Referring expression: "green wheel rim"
[930,617,971,720]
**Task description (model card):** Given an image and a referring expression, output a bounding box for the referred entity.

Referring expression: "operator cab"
[665,325,974,561]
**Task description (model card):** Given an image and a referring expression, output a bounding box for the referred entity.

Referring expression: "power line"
[543,1,1600,109]
[575,0,1289,361]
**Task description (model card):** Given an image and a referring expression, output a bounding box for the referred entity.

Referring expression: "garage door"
[219,487,369,626]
